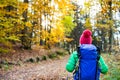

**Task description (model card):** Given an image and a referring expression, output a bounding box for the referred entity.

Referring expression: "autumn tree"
[0,0,20,52]
[94,0,120,52]
[20,0,32,49]
[29,0,75,48]
[70,0,92,48]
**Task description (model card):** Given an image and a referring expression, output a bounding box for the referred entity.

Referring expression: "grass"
[48,50,68,59]
[100,53,120,80]
[42,55,47,60]
[48,53,57,59]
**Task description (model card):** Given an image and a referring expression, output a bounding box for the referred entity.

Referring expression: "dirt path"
[0,55,73,80]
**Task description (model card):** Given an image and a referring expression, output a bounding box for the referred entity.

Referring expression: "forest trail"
[0,55,72,80]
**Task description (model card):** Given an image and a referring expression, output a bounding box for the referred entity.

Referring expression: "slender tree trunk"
[108,1,113,54]
[39,13,43,46]
[21,0,32,49]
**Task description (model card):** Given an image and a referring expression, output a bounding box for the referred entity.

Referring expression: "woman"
[66,29,108,80]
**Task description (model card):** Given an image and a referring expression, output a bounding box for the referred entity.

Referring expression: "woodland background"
[0,0,120,53]
[0,0,120,80]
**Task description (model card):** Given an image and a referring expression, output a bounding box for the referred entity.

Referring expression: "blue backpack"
[73,44,100,80]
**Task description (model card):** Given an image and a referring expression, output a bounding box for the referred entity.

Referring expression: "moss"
[56,50,68,56]
[48,53,57,59]
[56,51,64,55]
[36,57,40,62]
[42,55,47,60]
[0,48,9,54]
[26,58,35,63]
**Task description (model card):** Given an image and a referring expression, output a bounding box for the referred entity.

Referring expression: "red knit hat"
[79,29,92,44]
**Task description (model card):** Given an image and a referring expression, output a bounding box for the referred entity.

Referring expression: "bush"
[56,51,64,56]
[103,64,120,80]
[0,48,9,54]
[48,53,57,59]
[56,50,68,56]
[36,57,40,62]
[101,54,120,80]
[0,60,11,71]
[42,55,47,60]
[26,58,35,63]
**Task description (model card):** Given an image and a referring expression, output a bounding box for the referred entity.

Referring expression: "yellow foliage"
[25,22,32,27]
[84,0,92,12]
[106,20,113,25]
[95,23,109,29]
[42,21,65,46]
[0,0,86,51]
[84,1,91,8]
[18,2,28,13]
[84,18,92,30]
[41,30,49,40]
[54,0,74,17]
[49,26,64,43]
[0,4,7,8]
[80,9,85,15]
[64,38,73,42]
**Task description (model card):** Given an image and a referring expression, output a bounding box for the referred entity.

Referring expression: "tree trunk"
[21,0,32,49]
[108,1,113,54]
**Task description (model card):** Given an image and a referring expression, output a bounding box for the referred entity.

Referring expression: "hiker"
[66,29,108,80]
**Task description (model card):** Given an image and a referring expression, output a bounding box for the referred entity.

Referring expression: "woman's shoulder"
[72,51,77,54]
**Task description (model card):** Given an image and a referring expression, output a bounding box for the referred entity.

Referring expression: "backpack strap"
[73,46,81,78]
[97,46,100,60]
[77,46,81,80]
[95,46,101,80]
[77,46,81,58]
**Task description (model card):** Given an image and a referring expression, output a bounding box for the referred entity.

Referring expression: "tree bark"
[21,0,32,49]
[108,1,113,54]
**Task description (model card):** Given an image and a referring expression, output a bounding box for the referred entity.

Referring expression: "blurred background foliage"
[0,0,120,54]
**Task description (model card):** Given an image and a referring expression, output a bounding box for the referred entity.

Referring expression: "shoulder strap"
[77,46,81,80]
[95,46,101,80]
[73,46,81,79]
[96,46,100,60]
[77,46,81,58]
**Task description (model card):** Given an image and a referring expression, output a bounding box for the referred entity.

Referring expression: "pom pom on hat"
[79,29,92,44]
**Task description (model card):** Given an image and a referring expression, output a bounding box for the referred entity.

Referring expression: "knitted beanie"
[79,29,92,44]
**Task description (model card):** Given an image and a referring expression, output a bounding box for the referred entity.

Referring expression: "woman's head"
[79,29,92,44]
